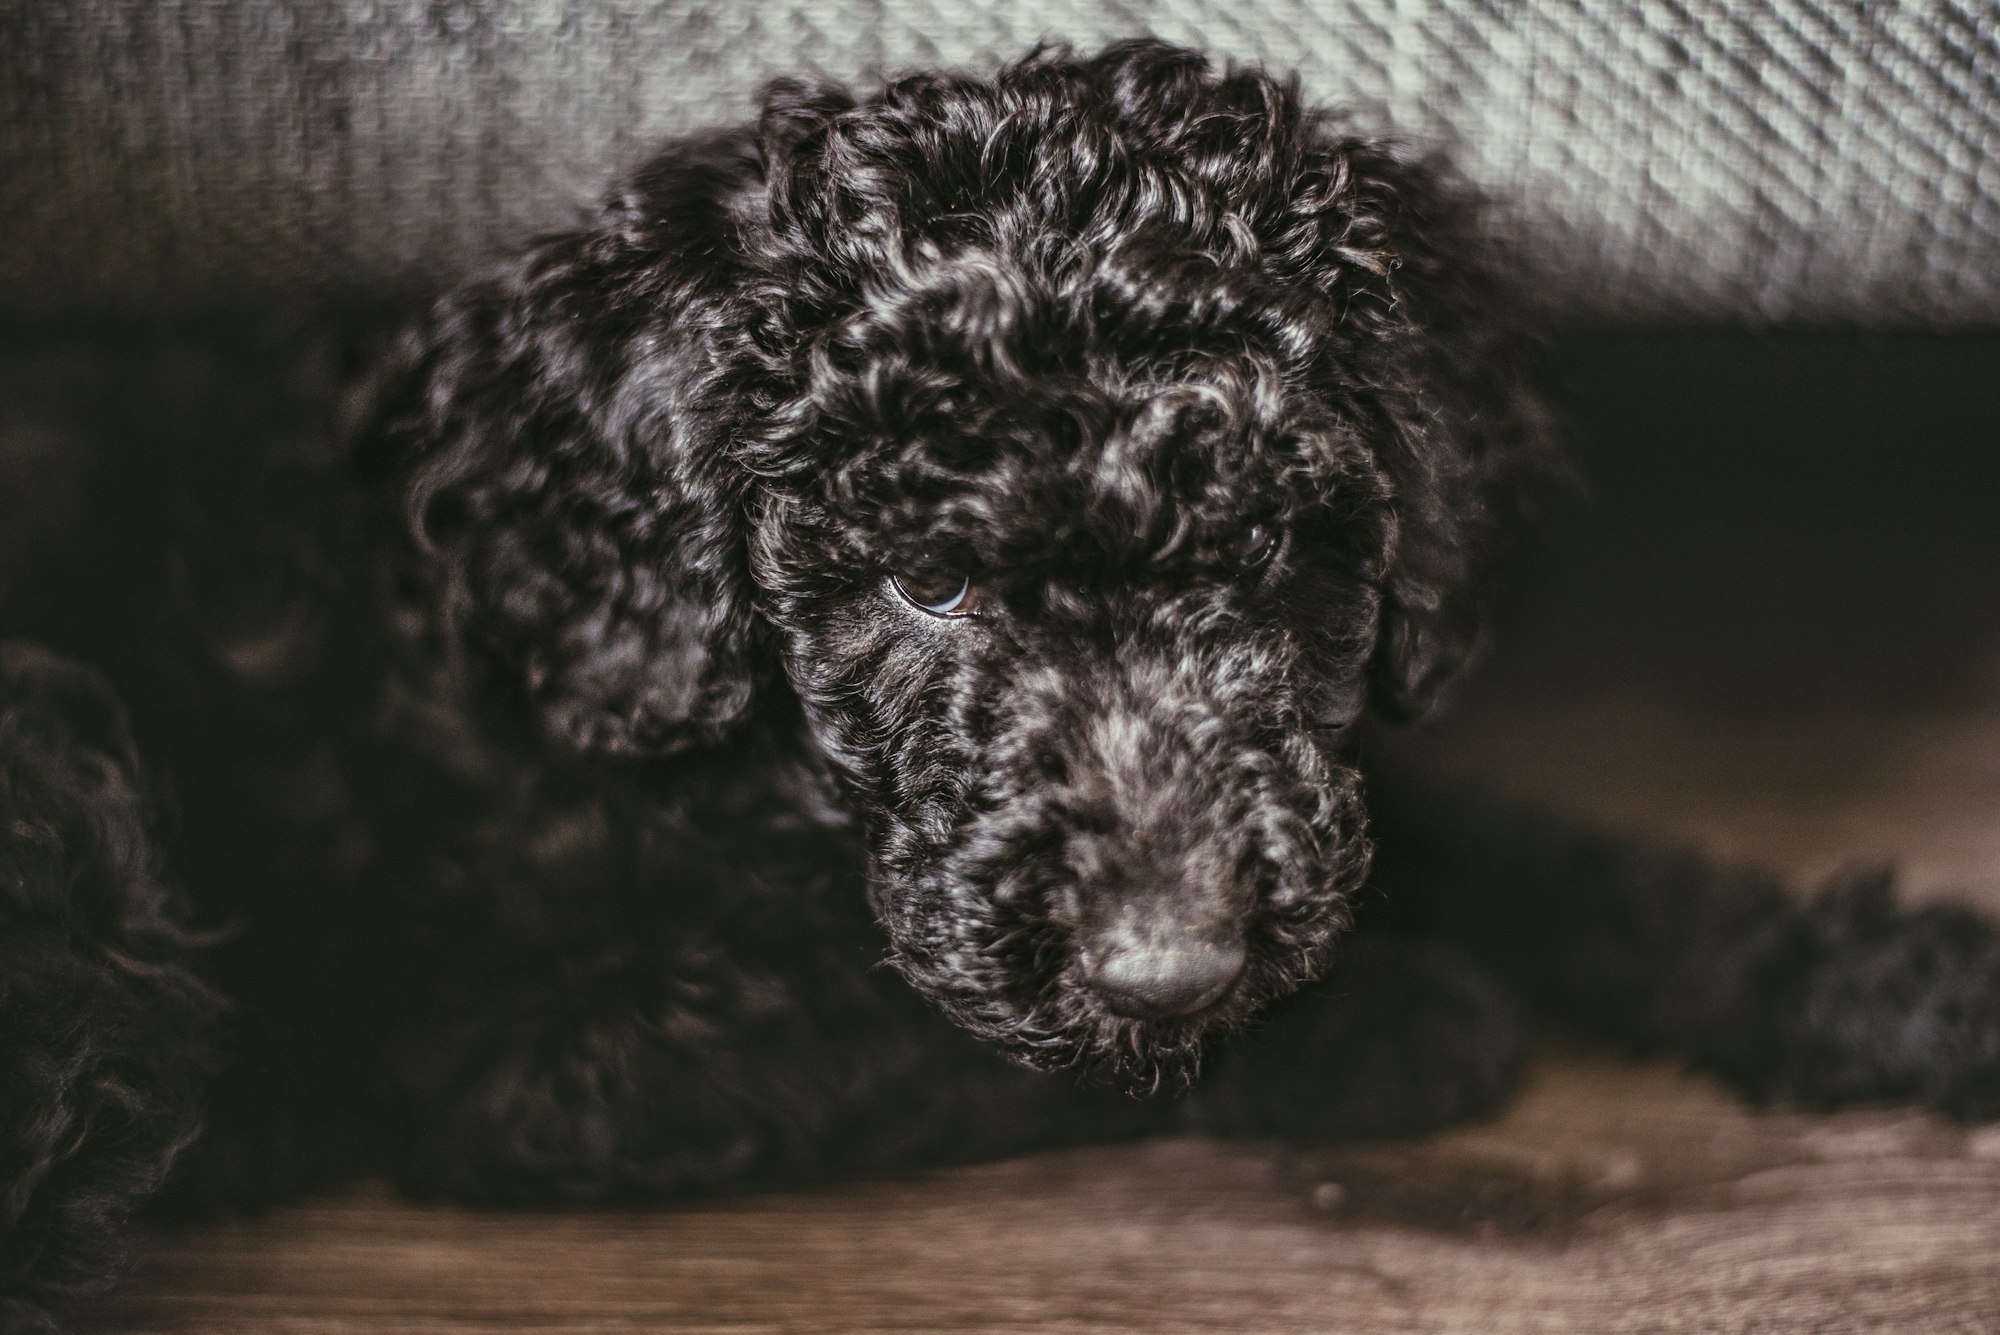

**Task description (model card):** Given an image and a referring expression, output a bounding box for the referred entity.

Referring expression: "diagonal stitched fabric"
[1,0,1995,322]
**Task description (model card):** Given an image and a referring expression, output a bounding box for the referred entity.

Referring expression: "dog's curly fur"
[5,40,2000,1331]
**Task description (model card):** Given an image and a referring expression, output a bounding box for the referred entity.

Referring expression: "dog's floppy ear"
[358,134,769,755]
[1088,43,1554,722]
[1365,229,1551,723]
[1295,135,1553,723]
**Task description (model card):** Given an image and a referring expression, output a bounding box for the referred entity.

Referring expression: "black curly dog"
[6,41,2000,1331]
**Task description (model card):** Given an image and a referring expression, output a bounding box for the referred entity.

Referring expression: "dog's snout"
[1082,930,1247,1019]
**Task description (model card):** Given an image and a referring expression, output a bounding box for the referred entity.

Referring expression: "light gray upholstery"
[3,1,1995,321]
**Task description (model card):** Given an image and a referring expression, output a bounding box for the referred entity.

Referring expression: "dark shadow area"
[1480,328,2000,711]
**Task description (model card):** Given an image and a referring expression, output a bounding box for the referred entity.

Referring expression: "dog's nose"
[1083,934,1246,1019]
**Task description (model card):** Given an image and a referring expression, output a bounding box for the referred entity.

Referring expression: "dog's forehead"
[786,182,1362,550]
[811,353,1338,574]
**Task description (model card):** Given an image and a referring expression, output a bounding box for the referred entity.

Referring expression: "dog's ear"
[1083,43,1554,722]
[1365,236,1551,724]
[1294,135,1553,723]
[358,135,769,755]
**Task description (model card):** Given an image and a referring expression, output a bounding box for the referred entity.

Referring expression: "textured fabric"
[2,1,1996,321]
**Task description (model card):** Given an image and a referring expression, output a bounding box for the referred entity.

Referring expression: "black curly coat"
[5,41,2000,1332]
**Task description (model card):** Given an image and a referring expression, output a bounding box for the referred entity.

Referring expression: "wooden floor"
[102,671,2000,1334]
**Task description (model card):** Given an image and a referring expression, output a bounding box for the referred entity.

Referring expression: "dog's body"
[6,41,2000,1332]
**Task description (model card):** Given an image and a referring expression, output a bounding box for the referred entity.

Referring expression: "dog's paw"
[1193,938,1527,1141]
[1692,868,2000,1120]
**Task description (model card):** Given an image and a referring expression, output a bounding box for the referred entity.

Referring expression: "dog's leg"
[0,643,218,1333]
[1189,935,1528,1140]
[369,809,1168,1207]
[379,963,1168,1205]
[1364,763,2000,1119]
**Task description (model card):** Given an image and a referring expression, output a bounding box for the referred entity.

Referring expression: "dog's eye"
[892,570,983,618]
[1232,523,1281,571]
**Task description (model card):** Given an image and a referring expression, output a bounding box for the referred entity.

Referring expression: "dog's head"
[368,41,1548,1085]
